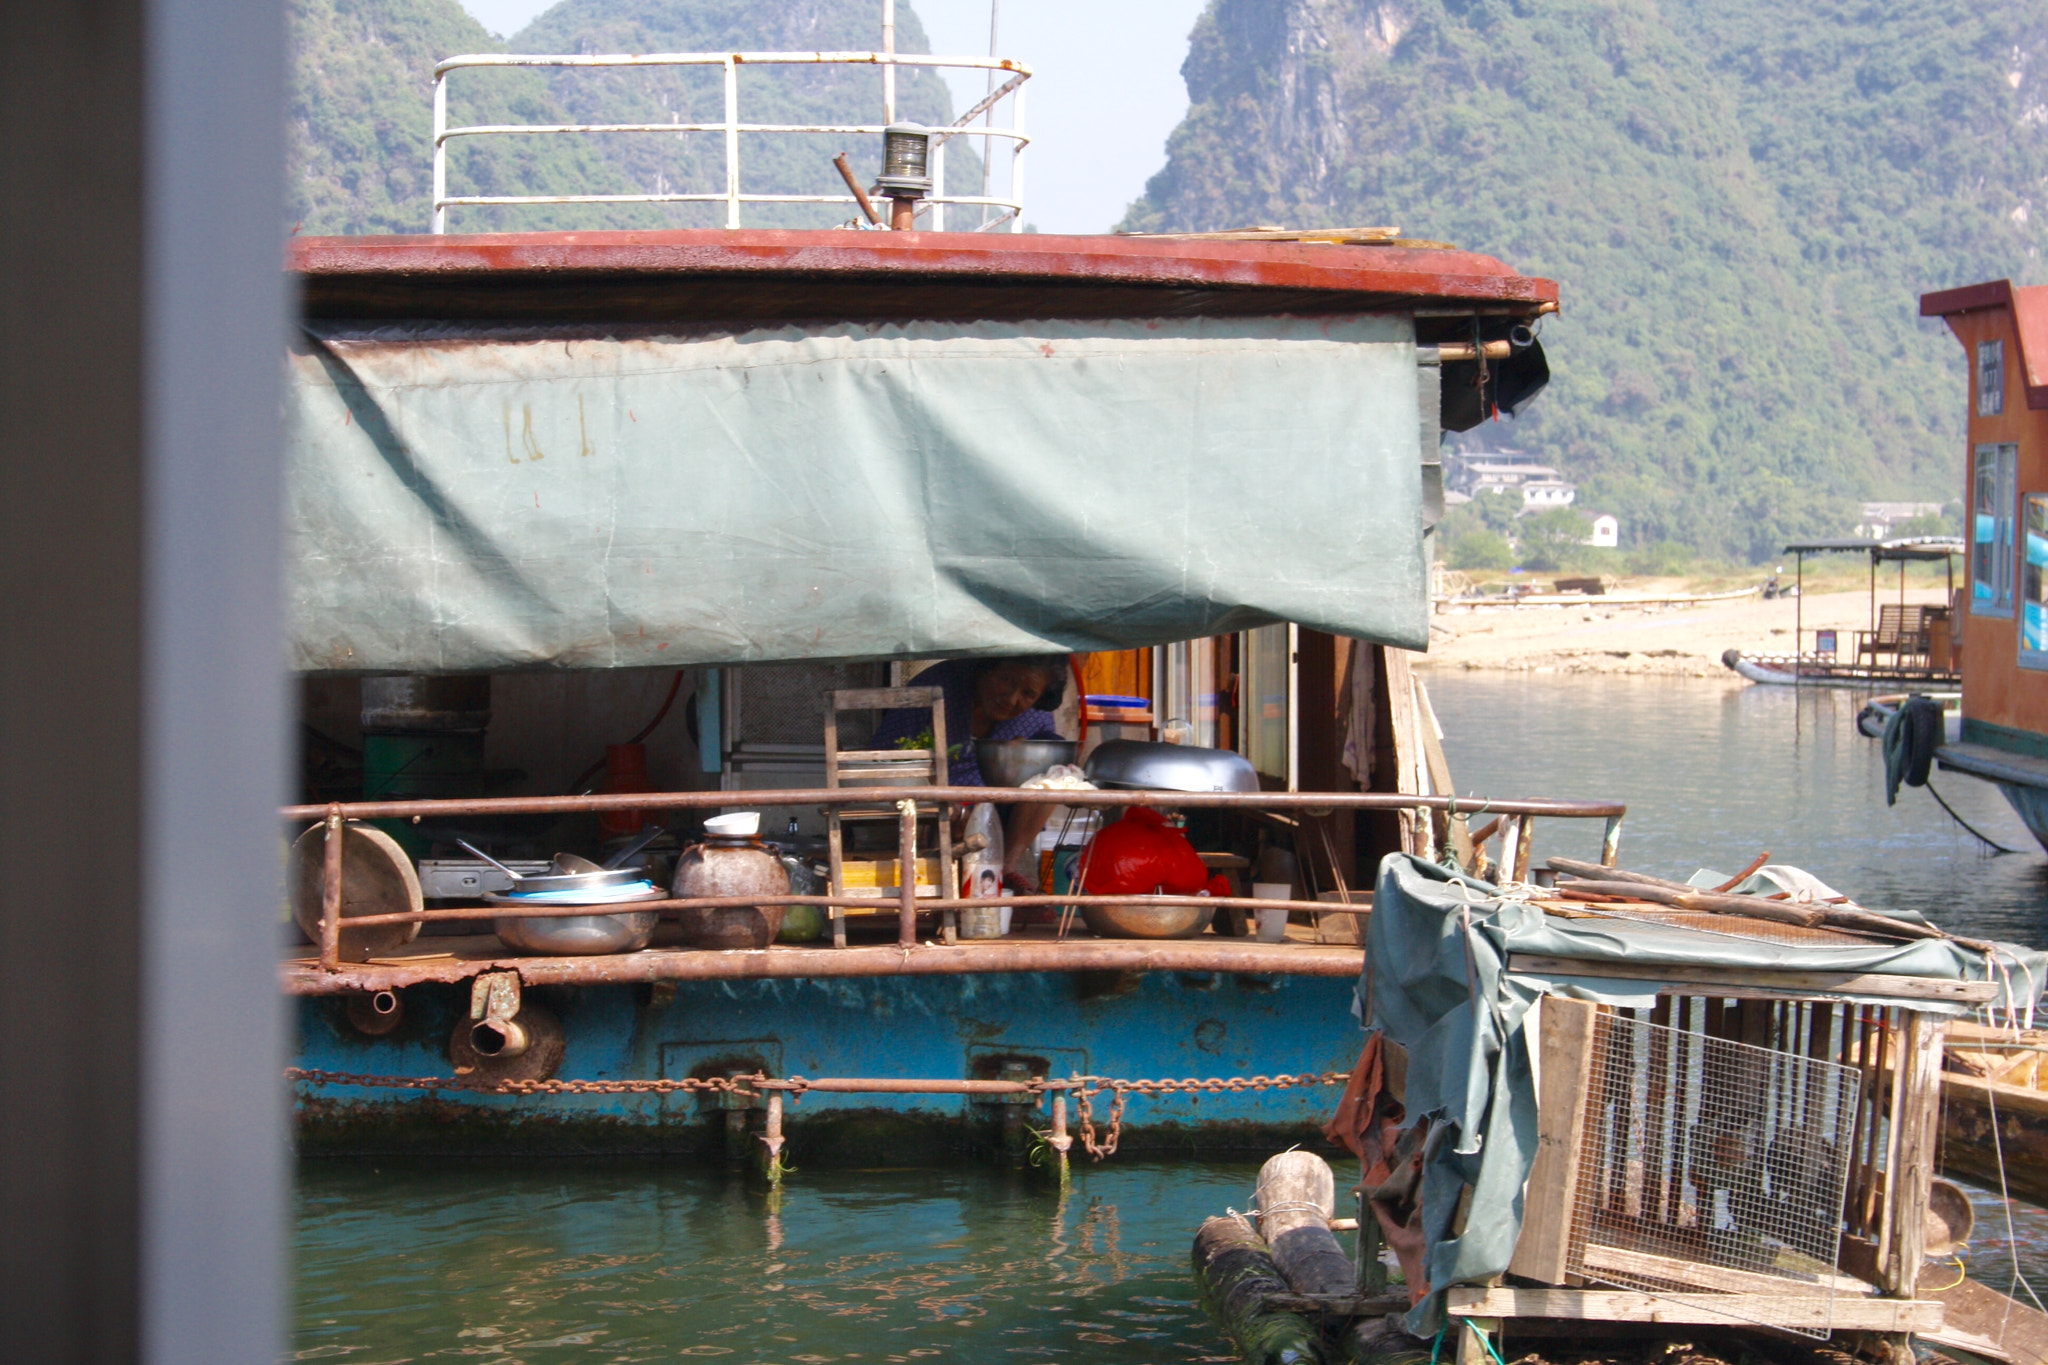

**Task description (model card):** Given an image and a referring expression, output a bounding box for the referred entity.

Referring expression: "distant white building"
[1582,513,1620,548]
[1854,501,1945,538]
[1442,443,1576,509]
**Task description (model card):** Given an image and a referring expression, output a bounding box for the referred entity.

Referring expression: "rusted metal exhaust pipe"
[344,988,405,1036]
[469,1016,530,1059]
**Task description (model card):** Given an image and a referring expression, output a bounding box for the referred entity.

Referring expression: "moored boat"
[1940,1018,2048,1206]
[1864,281,2048,853]
[1723,538,1962,688]
[281,36,1598,1160]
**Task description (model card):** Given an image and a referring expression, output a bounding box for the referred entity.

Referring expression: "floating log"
[1256,1151,1356,1297]
[1192,1215,1321,1365]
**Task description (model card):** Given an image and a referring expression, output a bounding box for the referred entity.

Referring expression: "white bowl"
[705,811,761,838]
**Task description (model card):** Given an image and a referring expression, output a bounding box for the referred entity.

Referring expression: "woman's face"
[975,663,1050,722]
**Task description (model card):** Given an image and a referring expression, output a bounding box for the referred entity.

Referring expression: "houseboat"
[282,40,1596,1160]
[1890,281,2048,850]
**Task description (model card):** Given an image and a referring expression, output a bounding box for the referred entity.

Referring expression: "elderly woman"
[873,654,1074,887]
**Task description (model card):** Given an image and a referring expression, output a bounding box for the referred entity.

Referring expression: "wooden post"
[319,808,345,971]
[1255,1151,1355,1295]
[1600,815,1623,868]
[1356,1184,1387,1294]
[1498,815,1524,886]
[1887,1010,1948,1294]
[896,798,918,949]
[1509,995,1600,1283]
[824,704,847,948]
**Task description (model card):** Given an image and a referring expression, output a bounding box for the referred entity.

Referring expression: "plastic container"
[598,743,653,836]
[959,904,1006,939]
[1252,881,1292,943]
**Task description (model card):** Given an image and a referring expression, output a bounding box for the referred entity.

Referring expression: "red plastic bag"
[1080,807,1210,895]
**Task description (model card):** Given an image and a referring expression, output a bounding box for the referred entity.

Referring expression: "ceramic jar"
[670,835,790,949]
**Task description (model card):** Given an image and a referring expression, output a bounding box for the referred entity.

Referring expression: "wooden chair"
[822,687,958,947]
[1857,604,1932,667]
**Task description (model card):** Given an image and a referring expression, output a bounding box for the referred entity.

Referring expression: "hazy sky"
[453,0,1209,233]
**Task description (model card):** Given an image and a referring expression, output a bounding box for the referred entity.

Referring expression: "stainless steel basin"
[976,738,1079,787]
[492,910,657,956]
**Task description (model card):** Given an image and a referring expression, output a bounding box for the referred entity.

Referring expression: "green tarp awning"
[288,315,1427,673]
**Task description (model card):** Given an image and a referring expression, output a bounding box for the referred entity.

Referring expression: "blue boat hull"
[294,968,1363,1159]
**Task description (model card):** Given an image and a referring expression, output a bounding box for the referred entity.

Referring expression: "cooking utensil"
[489,901,660,955]
[1082,740,1259,794]
[602,823,667,870]
[454,838,645,894]
[975,738,1079,787]
[1079,898,1215,940]
[672,834,790,949]
[288,822,425,962]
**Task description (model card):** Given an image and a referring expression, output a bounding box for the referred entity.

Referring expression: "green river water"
[295,676,2048,1363]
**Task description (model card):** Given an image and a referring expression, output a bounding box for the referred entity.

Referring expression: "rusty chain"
[286,1066,1346,1157]
[285,1067,757,1097]
[1068,1073,1345,1160]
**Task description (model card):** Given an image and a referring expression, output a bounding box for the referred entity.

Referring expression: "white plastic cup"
[1252,882,1292,943]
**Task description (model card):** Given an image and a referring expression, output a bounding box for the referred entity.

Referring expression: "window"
[1159,637,1219,749]
[2025,494,2048,669]
[1973,443,2018,616]
[1240,624,1293,786]
[1979,341,2006,417]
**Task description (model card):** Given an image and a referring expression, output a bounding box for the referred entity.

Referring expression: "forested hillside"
[1124,0,2048,559]
[289,0,968,236]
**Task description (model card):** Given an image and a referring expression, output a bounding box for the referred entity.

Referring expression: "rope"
[1252,1200,1332,1223]
[1927,780,2025,855]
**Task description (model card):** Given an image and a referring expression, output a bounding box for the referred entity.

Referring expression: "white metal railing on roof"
[430,50,1032,234]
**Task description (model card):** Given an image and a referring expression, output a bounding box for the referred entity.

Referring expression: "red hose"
[1070,657,1089,744]
[570,670,686,793]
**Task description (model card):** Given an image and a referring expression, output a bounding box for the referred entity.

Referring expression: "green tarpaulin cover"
[287,315,1427,674]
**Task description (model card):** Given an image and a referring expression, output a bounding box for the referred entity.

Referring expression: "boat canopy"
[288,313,1430,673]
[1783,537,1963,562]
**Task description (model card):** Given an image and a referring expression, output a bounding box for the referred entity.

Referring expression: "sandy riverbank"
[1418,585,1951,677]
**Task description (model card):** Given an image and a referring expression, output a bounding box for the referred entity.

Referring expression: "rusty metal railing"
[285,786,1626,974]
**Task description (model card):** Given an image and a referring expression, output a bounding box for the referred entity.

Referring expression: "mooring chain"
[284,1066,1347,1156]
[283,1067,757,1097]
[1066,1072,1346,1160]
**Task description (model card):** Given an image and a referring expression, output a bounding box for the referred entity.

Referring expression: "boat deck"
[282,920,1368,995]
[1938,741,2048,790]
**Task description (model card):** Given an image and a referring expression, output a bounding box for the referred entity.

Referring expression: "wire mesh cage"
[1563,1008,1863,1338]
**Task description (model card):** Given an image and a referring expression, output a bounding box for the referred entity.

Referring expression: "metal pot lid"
[1082,740,1261,794]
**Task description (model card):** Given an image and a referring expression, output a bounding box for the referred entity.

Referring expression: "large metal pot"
[1079,899,1215,940]
[490,907,659,956]
[671,836,790,949]
[975,738,1079,787]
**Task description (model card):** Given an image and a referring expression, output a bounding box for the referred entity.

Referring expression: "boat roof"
[290,229,1561,324]
[1921,278,2048,410]
[1784,537,1962,561]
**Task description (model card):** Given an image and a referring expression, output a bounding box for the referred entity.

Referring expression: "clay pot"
[670,836,790,949]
